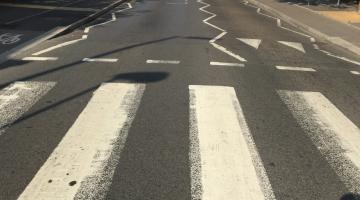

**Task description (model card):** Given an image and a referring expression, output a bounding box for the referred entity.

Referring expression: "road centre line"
[22,56,58,61]
[83,58,118,62]
[276,66,316,71]
[198,0,247,62]
[210,61,244,67]
[189,85,275,200]
[18,83,145,200]
[146,59,180,64]
[350,71,360,75]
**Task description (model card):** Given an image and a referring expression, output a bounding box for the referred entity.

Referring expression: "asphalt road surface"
[0,0,119,56]
[1,0,360,199]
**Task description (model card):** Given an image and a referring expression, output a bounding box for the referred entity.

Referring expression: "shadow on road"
[341,193,360,200]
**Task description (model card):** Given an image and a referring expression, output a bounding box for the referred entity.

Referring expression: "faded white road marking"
[210,61,244,67]
[278,91,360,192]
[18,83,145,200]
[146,59,180,64]
[22,57,58,61]
[32,35,88,56]
[198,0,247,62]
[236,38,261,49]
[276,66,316,72]
[189,85,275,200]
[82,58,118,62]
[0,81,55,135]
[278,41,305,53]
[32,3,133,55]
[350,71,360,75]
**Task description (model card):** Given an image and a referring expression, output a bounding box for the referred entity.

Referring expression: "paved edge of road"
[0,26,67,65]
[0,0,129,66]
[246,0,360,57]
[52,0,129,38]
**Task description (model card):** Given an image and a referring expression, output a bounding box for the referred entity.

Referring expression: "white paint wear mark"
[278,90,360,193]
[0,81,55,135]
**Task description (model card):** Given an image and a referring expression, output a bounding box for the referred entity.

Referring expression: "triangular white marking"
[237,38,262,49]
[278,41,305,53]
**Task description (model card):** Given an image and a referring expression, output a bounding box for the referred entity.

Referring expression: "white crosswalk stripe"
[2,81,360,198]
[18,83,145,200]
[189,85,275,200]
[278,90,360,192]
[0,81,55,135]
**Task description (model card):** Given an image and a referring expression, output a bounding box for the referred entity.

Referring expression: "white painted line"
[146,59,180,64]
[4,0,85,24]
[210,61,244,67]
[189,85,275,200]
[0,3,99,12]
[82,58,118,62]
[32,35,88,56]
[236,38,262,49]
[278,41,305,53]
[0,81,55,135]
[210,32,247,62]
[350,71,360,75]
[319,49,360,66]
[198,0,247,62]
[257,8,277,20]
[22,57,58,61]
[278,90,360,192]
[276,66,316,72]
[18,83,145,200]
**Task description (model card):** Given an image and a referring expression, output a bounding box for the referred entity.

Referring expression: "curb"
[52,0,128,38]
[246,0,360,57]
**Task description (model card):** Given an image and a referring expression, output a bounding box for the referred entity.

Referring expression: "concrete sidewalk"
[247,0,360,56]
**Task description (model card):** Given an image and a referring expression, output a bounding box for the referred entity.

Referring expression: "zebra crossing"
[0,81,360,199]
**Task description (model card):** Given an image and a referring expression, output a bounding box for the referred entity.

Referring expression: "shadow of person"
[112,71,169,83]
[341,193,360,200]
